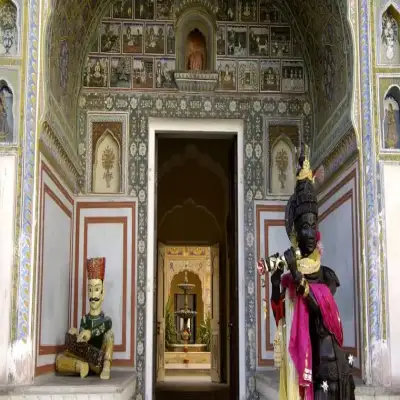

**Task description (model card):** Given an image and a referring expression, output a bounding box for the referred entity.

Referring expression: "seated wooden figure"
[56,257,114,379]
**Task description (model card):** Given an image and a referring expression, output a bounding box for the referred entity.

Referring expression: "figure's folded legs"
[100,330,114,380]
[56,353,89,378]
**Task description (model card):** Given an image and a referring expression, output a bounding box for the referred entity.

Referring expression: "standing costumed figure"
[257,144,355,399]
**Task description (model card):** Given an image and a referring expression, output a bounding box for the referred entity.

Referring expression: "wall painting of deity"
[216,59,237,91]
[260,60,280,92]
[166,24,175,55]
[135,0,155,20]
[217,25,226,56]
[0,81,14,143]
[123,23,143,53]
[249,26,269,57]
[113,0,133,19]
[259,0,280,23]
[270,26,291,57]
[156,0,174,20]
[83,57,109,88]
[110,57,132,88]
[132,58,154,89]
[227,26,248,57]
[281,60,305,93]
[145,24,165,54]
[238,60,259,92]
[238,0,257,23]
[382,88,400,150]
[100,23,121,53]
[216,0,236,21]
[155,58,176,89]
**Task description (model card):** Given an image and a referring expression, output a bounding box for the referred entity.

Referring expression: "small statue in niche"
[257,144,355,399]
[56,258,114,379]
[187,29,206,71]
[385,102,399,148]
[0,83,13,141]
[382,10,399,62]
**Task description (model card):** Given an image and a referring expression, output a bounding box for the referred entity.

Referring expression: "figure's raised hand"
[77,329,91,343]
[270,266,284,287]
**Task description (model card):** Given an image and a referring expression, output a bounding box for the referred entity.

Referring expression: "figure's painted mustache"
[90,297,100,303]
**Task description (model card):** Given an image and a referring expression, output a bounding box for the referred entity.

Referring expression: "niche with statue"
[173,0,219,91]
[382,86,400,150]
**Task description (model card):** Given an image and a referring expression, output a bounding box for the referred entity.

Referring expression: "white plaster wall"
[36,158,74,370]
[383,162,400,384]
[74,199,136,364]
[0,154,17,384]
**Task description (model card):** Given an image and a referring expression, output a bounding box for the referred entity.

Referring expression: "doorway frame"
[146,118,245,399]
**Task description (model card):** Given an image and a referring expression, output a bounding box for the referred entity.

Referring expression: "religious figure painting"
[83,57,109,88]
[110,57,132,88]
[132,58,154,88]
[238,0,257,23]
[113,0,133,19]
[166,25,175,55]
[227,26,248,57]
[0,0,18,56]
[0,83,14,143]
[380,8,400,64]
[282,60,305,93]
[271,26,291,57]
[259,0,280,23]
[217,25,226,56]
[100,23,121,53]
[123,23,143,53]
[260,60,281,92]
[216,0,236,21]
[249,26,269,57]
[145,24,165,54]
[238,60,259,92]
[135,0,155,20]
[382,95,400,150]
[155,58,176,89]
[156,0,174,20]
[216,60,237,91]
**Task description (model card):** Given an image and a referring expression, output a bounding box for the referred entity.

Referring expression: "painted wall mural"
[0,80,14,143]
[380,6,400,65]
[0,0,18,56]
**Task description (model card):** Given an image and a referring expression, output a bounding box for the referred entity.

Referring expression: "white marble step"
[0,370,136,400]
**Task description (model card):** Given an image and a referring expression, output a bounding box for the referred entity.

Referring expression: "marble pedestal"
[0,369,136,400]
[255,370,400,400]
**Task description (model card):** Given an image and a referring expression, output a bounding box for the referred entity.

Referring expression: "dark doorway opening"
[154,135,238,399]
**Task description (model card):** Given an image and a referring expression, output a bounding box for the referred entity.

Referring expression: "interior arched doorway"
[23,0,368,399]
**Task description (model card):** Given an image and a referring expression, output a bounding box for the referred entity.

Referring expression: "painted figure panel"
[110,57,132,88]
[383,94,400,150]
[249,26,269,57]
[123,23,143,53]
[0,82,13,143]
[238,60,259,92]
[217,25,226,56]
[145,24,165,54]
[238,0,257,23]
[113,0,133,19]
[282,60,304,93]
[380,7,400,64]
[270,26,291,57]
[166,24,175,54]
[156,0,174,20]
[216,60,237,91]
[155,58,176,89]
[260,60,280,92]
[227,26,248,57]
[259,0,280,23]
[132,58,154,88]
[83,57,109,88]
[216,0,236,21]
[100,23,121,53]
[135,0,155,20]
[0,0,18,56]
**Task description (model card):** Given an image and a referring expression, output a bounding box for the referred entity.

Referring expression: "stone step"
[165,364,211,377]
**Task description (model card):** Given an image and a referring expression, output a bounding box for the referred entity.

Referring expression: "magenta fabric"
[281,273,344,399]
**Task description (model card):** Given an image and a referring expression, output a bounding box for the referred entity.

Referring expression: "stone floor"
[0,369,136,400]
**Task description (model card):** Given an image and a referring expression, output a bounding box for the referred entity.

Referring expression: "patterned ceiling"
[46,0,353,151]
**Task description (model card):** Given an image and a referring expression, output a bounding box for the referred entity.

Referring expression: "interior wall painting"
[382,90,400,150]
[249,26,269,57]
[216,0,236,22]
[145,24,165,54]
[238,59,259,92]
[110,57,132,88]
[217,59,237,91]
[281,60,305,93]
[135,0,155,20]
[380,7,400,65]
[155,58,176,89]
[217,25,226,56]
[227,26,248,57]
[113,0,133,19]
[271,26,291,57]
[260,60,280,92]
[132,58,154,89]
[238,0,257,23]
[100,23,121,53]
[91,121,123,194]
[123,23,143,53]
[0,0,18,56]
[156,0,174,20]
[0,81,14,143]
[83,57,109,88]
[166,24,175,55]
[259,0,280,23]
